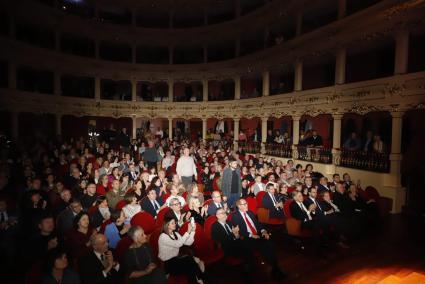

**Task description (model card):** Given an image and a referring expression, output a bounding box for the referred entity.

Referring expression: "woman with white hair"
[123,226,167,284]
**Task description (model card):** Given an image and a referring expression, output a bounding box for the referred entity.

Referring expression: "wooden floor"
[207,214,425,284]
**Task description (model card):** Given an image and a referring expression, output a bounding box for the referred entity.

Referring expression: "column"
[394,30,409,75]
[261,117,268,153]
[54,72,61,96]
[383,111,405,213]
[294,60,303,91]
[132,116,137,139]
[168,78,174,102]
[168,118,173,140]
[234,77,241,99]
[202,118,207,141]
[338,0,346,19]
[131,79,137,102]
[296,12,303,36]
[335,48,346,85]
[56,114,62,136]
[95,76,101,101]
[332,114,342,149]
[8,61,16,89]
[233,118,240,150]
[202,79,208,101]
[292,115,300,158]
[332,114,343,165]
[262,71,270,97]
[11,112,19,141]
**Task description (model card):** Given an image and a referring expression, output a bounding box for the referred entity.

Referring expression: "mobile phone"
[190,217,195,227]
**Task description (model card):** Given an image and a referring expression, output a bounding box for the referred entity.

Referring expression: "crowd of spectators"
[0,127,382,284]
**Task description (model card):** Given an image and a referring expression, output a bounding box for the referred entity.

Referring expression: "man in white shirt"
[176,147,197,186]
[161,150,175,171]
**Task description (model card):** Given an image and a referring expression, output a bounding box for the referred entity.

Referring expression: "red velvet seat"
[130,211,156,234]
[246,196,258,215]
[162,193,170,203]
[115,236,133,264]
[156,207,170,228]
[364,186,393,216]
[179,222,223,265]
[284,200,311,238]
[203,216,217,241]
[115,199,127,210]
[99,219,112,234]
[256,191,266,205]
[202,199,213,207]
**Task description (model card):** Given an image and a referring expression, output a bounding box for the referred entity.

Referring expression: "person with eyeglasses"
[231,198,287,280]
[164,198,191,229]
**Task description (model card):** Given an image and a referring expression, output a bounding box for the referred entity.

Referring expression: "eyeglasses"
[171,203,181,206]
[239,203,247,206]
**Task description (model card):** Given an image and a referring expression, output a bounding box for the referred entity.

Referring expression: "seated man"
[231,198,286,279]
[212,208,254,279]
[262,183,284,219]
[90,196,112,230]
[79,233,120,284]
[164,197,190,229]
[207,191,228,216]
[141,188,164,218]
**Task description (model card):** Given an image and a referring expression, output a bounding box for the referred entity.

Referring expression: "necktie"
[315,200,322,212]
[271,194,278,206]
[299,202,312,220]
[100,254,107,268]
[224,223,232,236]
[153,201,158,211]
[217,203,221,208]
[243,213,257,235]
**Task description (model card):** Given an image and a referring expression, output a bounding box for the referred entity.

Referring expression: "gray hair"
[128,226,144,241]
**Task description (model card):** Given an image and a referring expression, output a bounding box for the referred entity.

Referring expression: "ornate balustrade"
[237,141,262,154]
[293,146,333,164]
[335,149,390,173]
[265,143,293,158]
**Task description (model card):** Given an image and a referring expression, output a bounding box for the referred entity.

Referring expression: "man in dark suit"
[141,188,164,218]
[79,233,120,284]
[362,130,374,152]
[207,191,228,216]
[56,199,83,238]
[262,183,284,219]
[211,208,254,276]
[231,198,286,279]
[90,196,111,230]
[305,130,323,147]
[317,177,331,194]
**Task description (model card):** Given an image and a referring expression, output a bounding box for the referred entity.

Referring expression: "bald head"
[91,233,108,253]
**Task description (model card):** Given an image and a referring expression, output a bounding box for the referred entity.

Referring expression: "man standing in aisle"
[221,158,242,209]
[176,147,197,187]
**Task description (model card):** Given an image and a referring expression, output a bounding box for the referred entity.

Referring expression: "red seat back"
[130,212,156,234]
[204,216,217,240]
[115,236,133,264]
[156,207,170,228]
[99,219,112,234]
[149,228,162,258]
[115,200,127,210]
[203,199,213,207]
[284,199,293,218]
[246,197,258,215]
[179,222,209,256]
[365,186,380,201]
[256,191,266,205]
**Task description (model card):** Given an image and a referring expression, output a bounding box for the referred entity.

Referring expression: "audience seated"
[0,128,388,284]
